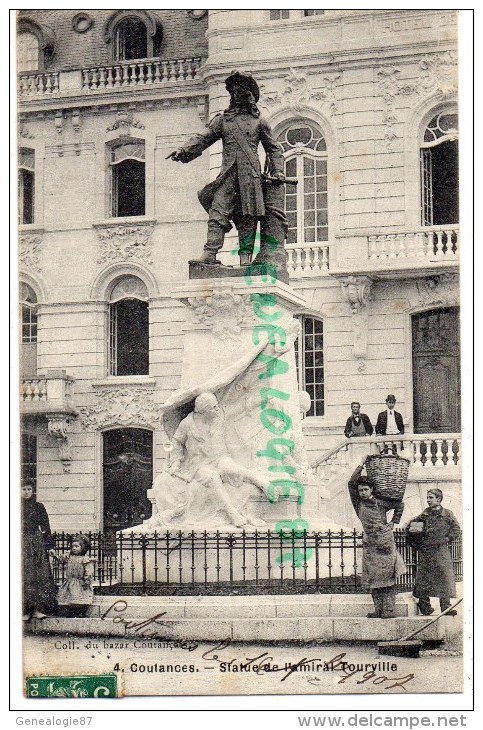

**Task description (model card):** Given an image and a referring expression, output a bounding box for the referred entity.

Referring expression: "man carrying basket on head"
[348,455,407,619]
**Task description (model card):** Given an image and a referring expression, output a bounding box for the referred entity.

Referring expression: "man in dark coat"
[169,71,285,265]
[407,488,461,615]
[348,458,406,618]
[375,395,405,436]
[344,401,373,438]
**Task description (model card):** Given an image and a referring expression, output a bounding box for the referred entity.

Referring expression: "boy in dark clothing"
[407,488,461,616]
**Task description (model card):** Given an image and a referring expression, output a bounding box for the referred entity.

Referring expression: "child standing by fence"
[55,535,96,617]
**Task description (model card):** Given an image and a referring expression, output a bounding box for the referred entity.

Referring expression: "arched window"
[421,111,458,226]
[20,283,38,344]
[17,32,40,72]
[109,140,145,218]
[19,148,35,224]
[105,11,162,61]
[108,276,149,376]
[20,282,38,377]
[278,122,328,245]
[115,17,148,61]
[294,315,325,417]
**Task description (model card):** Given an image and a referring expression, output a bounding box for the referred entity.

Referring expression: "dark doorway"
[412,307,460,433]
[102,428,153,541]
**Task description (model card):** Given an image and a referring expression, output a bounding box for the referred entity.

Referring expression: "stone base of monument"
[188,261,289,284]
[29,593,461,643]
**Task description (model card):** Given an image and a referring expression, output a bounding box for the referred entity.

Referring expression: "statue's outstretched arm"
[168,114,223,163]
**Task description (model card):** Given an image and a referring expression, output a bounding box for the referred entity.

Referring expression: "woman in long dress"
[22,482,57,620]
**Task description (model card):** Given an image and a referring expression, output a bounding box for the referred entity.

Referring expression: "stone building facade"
[18,9,461,533]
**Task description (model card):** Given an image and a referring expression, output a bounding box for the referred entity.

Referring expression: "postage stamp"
[14,7,471,711]
[25,675,117,699]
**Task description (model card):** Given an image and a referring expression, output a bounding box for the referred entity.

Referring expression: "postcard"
[15,7,471,710]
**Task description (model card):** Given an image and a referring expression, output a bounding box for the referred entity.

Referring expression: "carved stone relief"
[19,233,43,273]
[187,289,256,340]
[377,51,457,150]
[261,68,341,116]
[79,388,161,430]
[418,51,458,100]
[416,273,459,307]
[47,415,73,472]
[106,110,145,132]
[340,276,373,371]
[19,123,35,139]
[95,224,154,266]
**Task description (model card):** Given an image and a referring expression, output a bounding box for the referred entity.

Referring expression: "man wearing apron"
[348,457,406,618]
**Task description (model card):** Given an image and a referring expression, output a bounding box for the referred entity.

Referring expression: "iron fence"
[51,529,463,596]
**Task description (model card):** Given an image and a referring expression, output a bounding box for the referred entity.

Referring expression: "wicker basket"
[365,454,410,501]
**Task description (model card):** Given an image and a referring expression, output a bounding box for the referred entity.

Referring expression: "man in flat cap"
[168,71,285,265]
[375,395,405,436]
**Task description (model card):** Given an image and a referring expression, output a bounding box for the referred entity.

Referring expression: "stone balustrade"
[20,370,76,416]
[368,226,459,263]
[21,378,48,402]
[18,71,60,97]
[82,57,202,91]
[18,58,202,99]
[313,433,461,480]
[286,243,330,277]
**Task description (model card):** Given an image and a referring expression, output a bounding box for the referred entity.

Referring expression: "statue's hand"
[166,150,183,162]
[271,171,286,183]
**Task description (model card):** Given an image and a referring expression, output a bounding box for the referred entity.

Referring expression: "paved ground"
[22,632,463,698]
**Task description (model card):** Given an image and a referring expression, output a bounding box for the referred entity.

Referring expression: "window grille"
[110,141,145,218]
[17,32,40,72]
[420,112,458,226]
[294,315,325,417]
[108,277,149,376]
[20,283,38,344]
[19,148,35,224]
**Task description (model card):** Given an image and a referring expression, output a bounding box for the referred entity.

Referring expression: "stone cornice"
[205,9,457,40]
[18,86,207,115]
[201,41,457,86]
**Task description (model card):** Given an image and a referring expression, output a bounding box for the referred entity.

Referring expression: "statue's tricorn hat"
[225,71,260,102]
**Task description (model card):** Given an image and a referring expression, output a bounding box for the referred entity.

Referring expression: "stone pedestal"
[168,276,309,525]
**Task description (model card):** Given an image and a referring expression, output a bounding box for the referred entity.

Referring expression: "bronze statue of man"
[168,71,286,266]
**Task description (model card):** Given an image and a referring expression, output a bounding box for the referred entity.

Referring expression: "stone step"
[88,592,419,620]
[28,614,448,642]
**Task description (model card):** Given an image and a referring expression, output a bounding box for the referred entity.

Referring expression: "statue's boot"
[239,252,252,266]
[195,221,224,264]
[197,250,222,265]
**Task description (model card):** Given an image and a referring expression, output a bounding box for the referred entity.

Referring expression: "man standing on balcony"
[344,402,374,438]
[375,395,405,436]
[168,70,285,266]
[348,457,406,619]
